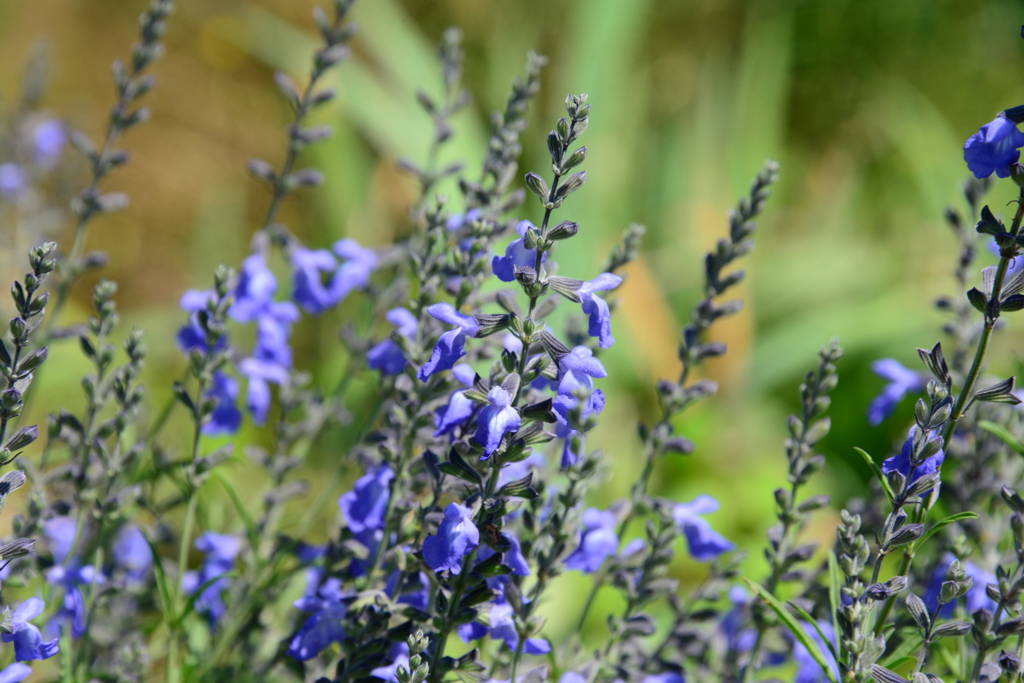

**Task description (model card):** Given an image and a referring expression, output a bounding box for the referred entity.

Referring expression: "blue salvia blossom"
[291,246,339,314]
[923,555,997,617]
[331,238,379,301]
[557,346,607,396]
[446,207,482,231]
[176,289,222,352]
[867,359,924,425]
[458,579,550,655]
[0,163,28,199]
[182,532,240,625]
[477,532,531,576]
[288,577,347,661]
[578,273,623,348]
[339,464,393,574]
[422,502,479,574]
[554,387,605,468]
[371,642,410,682]
[881,426,945,490]
[560,674,586,683]
[1,598,59,661]
[434,364,477,436]
[476,385,521,457]
[32,119,66,168]
[672,495,735,561]
[112,524,154,585]
[564,508,619,573]
[203,372,242,435]
[964,111,1024,179]
[417,304,481,380]
[237,357,289,425]
[368,307,419,374]
[492,220,547,282]
[793,621,838,683]
[641,675,686,683]
[0,664,32,683]
[43,517,98,639]
[385,571,430,611]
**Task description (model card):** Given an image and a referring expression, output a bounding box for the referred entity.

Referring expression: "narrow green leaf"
[881,656,915,672]
[141,531,174,624]
[882,629,921,668]
[744,579,839,683]
[914,511,980,550]
[788,600,840,663]
[828,550,842,663]
[854,447,895,501]
[212,470,259,551]
[979,419,1024,456]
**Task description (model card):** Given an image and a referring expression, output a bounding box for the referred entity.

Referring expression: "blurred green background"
[2,0,1024,647]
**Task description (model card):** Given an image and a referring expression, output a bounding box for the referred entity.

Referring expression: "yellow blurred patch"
[619,255,681,386]
[200,14,253,72]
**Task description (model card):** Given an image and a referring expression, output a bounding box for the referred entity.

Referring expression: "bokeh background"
[2,0,1024,647]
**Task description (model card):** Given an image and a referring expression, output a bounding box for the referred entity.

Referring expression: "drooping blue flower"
[488,599,551,655]
[203,371,242,435]
[793,620,838,683]
[291,246,338,314]
[475,385,521,458]
[492,220,546,282]
[368,308,419,375]
[882,426,944,491]
[557,346,608,397]
[867,359,924,426]
[0,664,32,683]
[44,564,99,639]
[0,163,27,199]
[371,642,410,682]
[422,503,479,574]
[288,580,347,661]
[564,508,619,574]
[237,357,290,425]
[229,253,278,322]
[339,465,393,535]
[477,532,530,576]
[417,304,480,381]
[673,495,735,561]
[296,542,327,597]
[33,120,66,168]
[965,113,1024,179]
[112,524,153,584]
[330,239,379,303]
[554,388,605,468]
[182,532,240,626]
[923,554,996,618]
[434,364,478,436]
[175,289,224,353]
[578,273,622,349]
[1,598,59,661]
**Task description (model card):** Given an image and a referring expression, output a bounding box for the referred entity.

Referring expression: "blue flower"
[475,385,521,458]
[182,532,240,626]
[446,208,482,231]
[203,371,242,435]
[0,664,32,683]
[237,357,290,425]
[434,364,478,436]
[673,496,735,561]
[368,308,419,375]
[965,113,1024,179]
[867,359,924,426]
[371,642,410,682]
[488,600,551,655]
[288,580,347,661]
[560,674,587,683]
[33,120,66,168]
[923,554,996,618]
[339,465,393,535]
[175,289,224,353]
[498,452,546,488]
[793,620,838,683]
[44,565,99,639]
[291,247,338,314]
[881,426,944,491]
[579,273,622,349]
[0,163,27,199]
[1,598,58,661]
[492,220,545,282]
[43,516,78,565]
[228,253,277,322]
[112,524,153,584]
[423,502,479,574]
[557,346,608,397]
[642,675,686,683]
[477,532,531,576]
[385,571,430,611]
[417,304,480,381]
[564,508,619,574]
[330,239,378,303]
[554,388,605,468]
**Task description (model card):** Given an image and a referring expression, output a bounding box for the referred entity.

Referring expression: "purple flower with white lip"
[882,425,944,491]
[564,508,619,573]
[288,580,347,661]
[423,502,479,574]
[330,238,378,302]
[33,120,65,168]
[1,598,59,661]
[867,359,924,426]
[183,532,240,626]
[579,273,622,348]
[203,371,242,435]
[417,304,480,381]
[923,554,996,618]
[434,364,478,436]
[371,642,410,682]
[0,163,27,199]
[477,532,530,576]
[368,308,419,375]
[112,524,153,584]
[492,220,546,282]
[291,246,338,314]
[673,495,735,561]
[965,113,1024,179]
[0,664,32,683]
[339,465,393,535]
[475,385,521,457]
